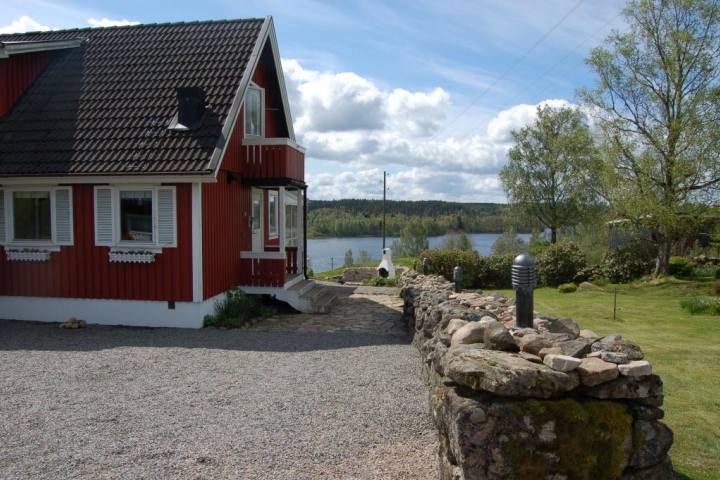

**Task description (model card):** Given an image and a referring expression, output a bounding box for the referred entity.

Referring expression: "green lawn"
[496,279,720,479]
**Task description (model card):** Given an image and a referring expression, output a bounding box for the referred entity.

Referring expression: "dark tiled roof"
[0,19,265,176]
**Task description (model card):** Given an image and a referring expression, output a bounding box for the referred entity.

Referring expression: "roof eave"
[0,38,86,58]
[0,171,218,186]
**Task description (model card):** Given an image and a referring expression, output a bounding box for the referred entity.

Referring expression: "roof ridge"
[0,17,268,38]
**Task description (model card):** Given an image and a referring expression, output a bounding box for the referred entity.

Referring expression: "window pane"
[252,199,260,230]
[13,191,51,240]
[269,193,277,236]
[245,88,262,136]
[285,204,297,246]
[120,190,153,242]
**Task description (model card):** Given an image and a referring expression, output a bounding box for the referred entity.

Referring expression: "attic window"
[245,85,264,137]
[169,87,206,131]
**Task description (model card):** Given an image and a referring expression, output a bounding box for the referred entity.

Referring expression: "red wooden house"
[0,17,332,328]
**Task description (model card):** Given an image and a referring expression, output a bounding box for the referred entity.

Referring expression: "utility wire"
[431,0,588,140]
[456,10,622,140]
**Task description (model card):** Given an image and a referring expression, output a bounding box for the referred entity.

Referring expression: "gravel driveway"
[0,320,437,479]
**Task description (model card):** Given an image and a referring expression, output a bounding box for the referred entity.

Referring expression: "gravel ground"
[0,320,437,479]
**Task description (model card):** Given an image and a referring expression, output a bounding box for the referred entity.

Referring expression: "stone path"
[249,285,408,336]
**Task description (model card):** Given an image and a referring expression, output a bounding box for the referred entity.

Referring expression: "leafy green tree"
[491,228,527,255]
[357,249,372,264]
[343,249,354,268]
[391,217,430,257]
[579,0,720,275]
[499,105,599,244]
[442,232,474,251]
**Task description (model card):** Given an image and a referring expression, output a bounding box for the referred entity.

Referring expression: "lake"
[307,233,532,273]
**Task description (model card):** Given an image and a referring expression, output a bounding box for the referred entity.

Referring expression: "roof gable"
[0,18,269,177]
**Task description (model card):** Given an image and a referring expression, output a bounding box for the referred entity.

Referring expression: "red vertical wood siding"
[252,42,287,139]
[0,184,193,301]
[201,180,252,299]
[0,51,55,116]
[239,144,305,180]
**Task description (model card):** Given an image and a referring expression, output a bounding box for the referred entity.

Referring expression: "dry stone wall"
[399,270,678,480]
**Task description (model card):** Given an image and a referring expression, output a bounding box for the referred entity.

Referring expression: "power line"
[456,11,622,140]
[431,0,588,140]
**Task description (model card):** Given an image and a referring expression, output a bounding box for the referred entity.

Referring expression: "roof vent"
[171,87,206,131]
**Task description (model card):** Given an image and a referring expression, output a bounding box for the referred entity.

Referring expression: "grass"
[496,278,720,479]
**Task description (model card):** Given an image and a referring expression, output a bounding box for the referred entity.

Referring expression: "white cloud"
[0,15,50,34]
[283,58,573,202]
[87,18,140,28]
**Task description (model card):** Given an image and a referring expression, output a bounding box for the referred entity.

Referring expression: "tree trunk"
[654,239,671,276]
[551,228,557,244]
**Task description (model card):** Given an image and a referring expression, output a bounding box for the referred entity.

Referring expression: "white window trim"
[116,187,156,246]
[268,191,278,239]
[244,82,265,138]
[94,185,176,250]
[0,186,73,249]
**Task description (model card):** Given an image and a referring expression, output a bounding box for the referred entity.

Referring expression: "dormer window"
[244,84,264,137]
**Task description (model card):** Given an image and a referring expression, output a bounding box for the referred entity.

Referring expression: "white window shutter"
[53,187,73,245]
[156,187,176,247]
[94,186,115,246]
[0,189,5,244]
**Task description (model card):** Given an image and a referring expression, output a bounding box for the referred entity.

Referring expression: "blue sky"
[1,0,627,202]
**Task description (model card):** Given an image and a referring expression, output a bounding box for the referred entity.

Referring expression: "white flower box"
[109,251,156,263]
[6,249,53,262]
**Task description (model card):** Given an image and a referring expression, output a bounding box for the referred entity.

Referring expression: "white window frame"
[94,185,176,251]
[117,188,155,245]
[284,191,298,247]
[268,191,278,239]
[0,186,73,249]
[244,83,265,138]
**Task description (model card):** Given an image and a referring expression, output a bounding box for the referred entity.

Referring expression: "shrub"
[363,276,397,287]
[204,287,271,328]
[483,253,515,289]
[669,256,695,278]
[592,276,610,287]
[602,239,657,284]
[535,241,586,287]
[713,280,720,297]
[680,298,720,315]
[416,249,515,289]
[558,283,578,293]
[417,249,482,288]
[715,268,720,280]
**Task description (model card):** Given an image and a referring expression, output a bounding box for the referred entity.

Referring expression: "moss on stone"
[502,397,633,479]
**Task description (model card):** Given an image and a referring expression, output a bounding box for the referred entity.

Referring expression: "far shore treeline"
[307,199,539,238]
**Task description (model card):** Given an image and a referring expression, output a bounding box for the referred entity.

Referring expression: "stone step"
[311,291,338,314]
[299,284,328,303]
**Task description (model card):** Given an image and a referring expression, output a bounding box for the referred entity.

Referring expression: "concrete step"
[287,279,316,297]
[276,279,339,314]
[299,284,328,303]
[311,290,338,314]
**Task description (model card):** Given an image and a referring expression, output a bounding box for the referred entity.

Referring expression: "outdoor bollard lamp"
[422,257,429,275]
[453,265,463,293]
[512,254,537,329]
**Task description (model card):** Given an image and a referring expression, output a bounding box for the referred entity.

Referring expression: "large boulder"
[483,322,519,352]
[451,322,486,346]
[432,387,635,480]
[592,335,644,360]
[437,346,579,398]
[578,374,664,407]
